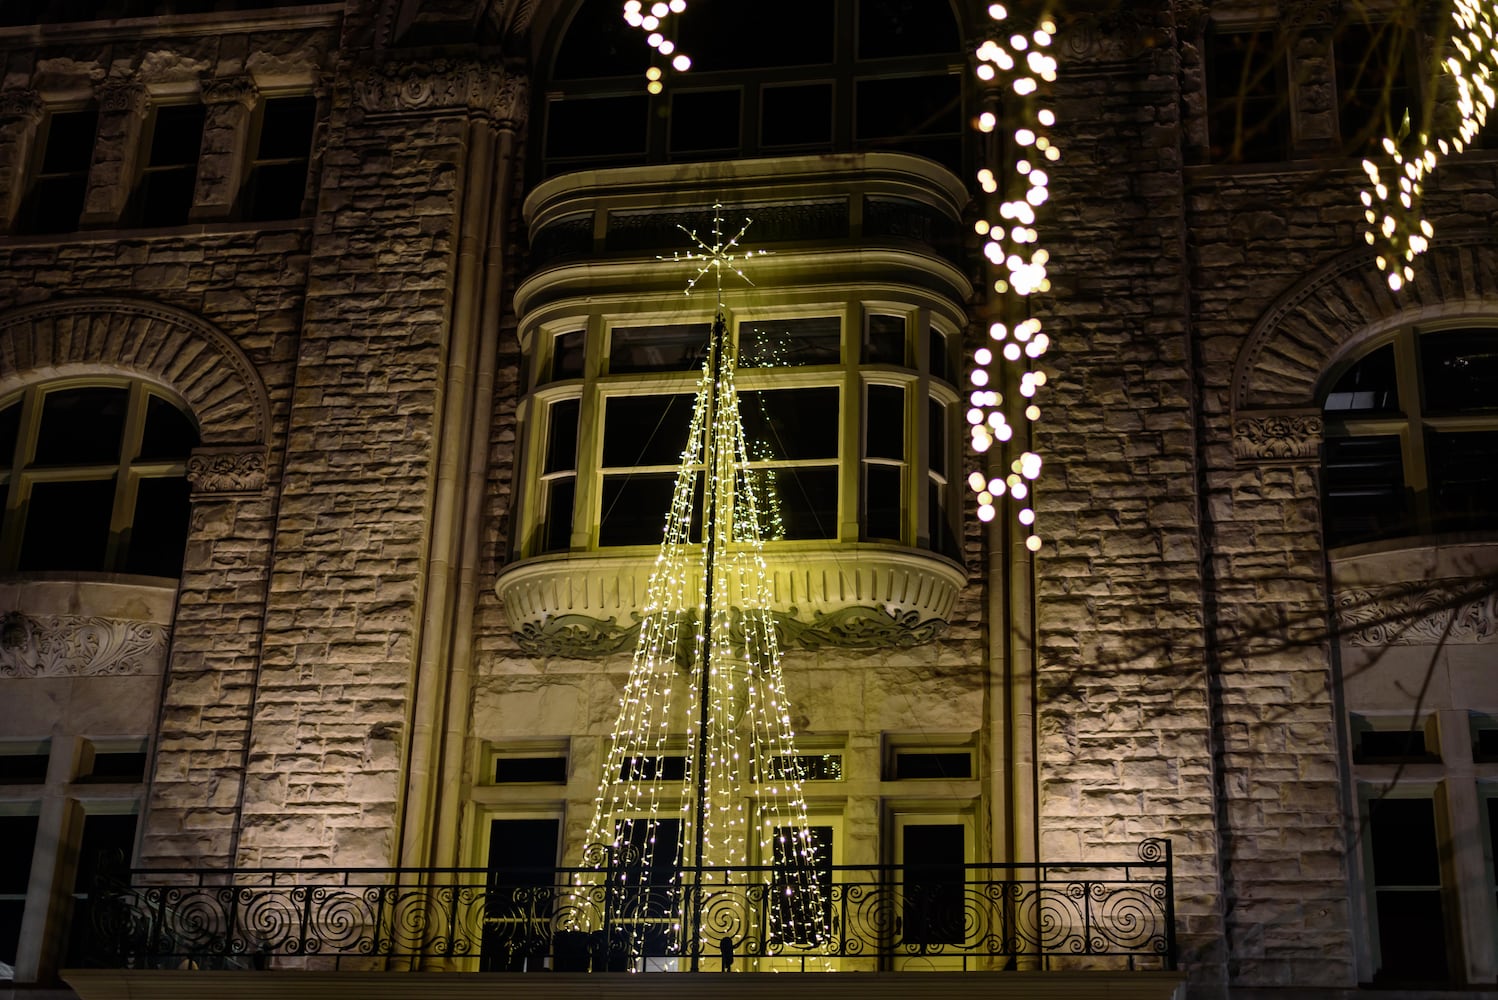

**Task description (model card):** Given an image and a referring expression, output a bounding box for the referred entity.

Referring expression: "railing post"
[1164,840,1177,971]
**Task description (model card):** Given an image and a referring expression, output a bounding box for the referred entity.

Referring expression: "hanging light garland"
[967,5,1058,554]
[573,209,828,966]
[623,0,693,93]
[1362,0,1497,291]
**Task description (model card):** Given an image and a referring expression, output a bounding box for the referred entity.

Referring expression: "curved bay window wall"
[521,306,962,559]
[540,0,966,177]
[0,381,198,576]
[1321,325,1498,546]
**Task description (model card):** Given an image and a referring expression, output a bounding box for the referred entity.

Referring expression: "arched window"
[0,380,198,576]
[541,0,965,176]
[1321,326,1498,546]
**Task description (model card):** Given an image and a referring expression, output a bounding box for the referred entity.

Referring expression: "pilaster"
[193,76,258,220]
[0,89,43,232]
[81,79,148,227]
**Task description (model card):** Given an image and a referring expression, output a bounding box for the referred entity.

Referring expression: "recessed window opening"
[1204,27,1290,163]
[1334,18,1419,154]
[17,107,96,235]
[890,750,972,780]
[242,95,315,222]
[132,103,205,227]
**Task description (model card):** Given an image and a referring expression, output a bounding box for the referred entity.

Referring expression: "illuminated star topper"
[660,202,770,306]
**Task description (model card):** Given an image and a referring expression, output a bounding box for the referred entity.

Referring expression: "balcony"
[64,842,1181,999]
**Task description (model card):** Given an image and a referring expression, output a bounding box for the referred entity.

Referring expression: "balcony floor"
[63,970,1184,1000]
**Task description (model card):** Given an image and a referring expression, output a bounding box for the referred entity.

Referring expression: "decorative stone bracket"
[1232,409,1323,465]
[187,445,268,496]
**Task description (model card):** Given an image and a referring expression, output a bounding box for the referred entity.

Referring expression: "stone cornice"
[0,612,168,677]
[353,59,526,125]
[1232,409,1323,464]
[187,445,268,496]
[1335,578,1498,646]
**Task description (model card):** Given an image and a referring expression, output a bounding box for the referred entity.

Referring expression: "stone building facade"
[0,0,1495,997]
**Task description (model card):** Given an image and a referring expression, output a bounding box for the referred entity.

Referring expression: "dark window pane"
[0,900,24,968]
[602,394,695,467]
[864,463,902,539]
[928,329,950,382]
[928,477,958,557]
[135,165,197,227]
[553,0,651,79]
[769,465,837,539]
[41,109,97,173]
[772,825,832,945]
[550,330,586,382]
[855,74,960,140]
[679,0,833,70]
[0,754,49,783]
[0,815,39,893]
[858,0,960,58]
[740,317,841,367]
[1336,20,1417,153]
[244,160,308,222]
[740,467,793,541]
[619,756,689,781]
[1323,435,1409,545]
[1374,888,1449,982]
[547,97,649,159]
[1356,729,1435,763]
[865,314,905,365]
[148,105,205,166]
[1427,430,1498,533]
[903,824,965,944]
[67,813,138,964]
[740,388,840,460]
[762,754,842,782]
[483,818,560,971]
[494,757,568,783]
[125,476,190,577]
[670,90,741,154]
[762,83,834,147]
[0,401,19,468]
[137,394,197,461]
[866,384,904,460]
[545,399,580,475]
[1325,343,1399,413]
[1369,798,1440,887]
[541,477,575,552]
[257,96,316,160]
[35,386,128,465]
[20,478,115,571]
[600,473,698,545]
[1420,330,1498,414]
[1206,29,1290,163]
[610,324,709,373]
[83,751,146,782]
[893,751,971,779]
[928,398,946,477]
[20,174,89,234]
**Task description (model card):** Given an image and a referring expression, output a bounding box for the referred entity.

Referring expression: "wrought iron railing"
[80,839,1174,973]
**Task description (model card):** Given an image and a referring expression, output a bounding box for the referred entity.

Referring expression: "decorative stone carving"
[1233,410,1323,464]
[0,613,169,677]
[354,60,523,123]
[96,79,147,115]
[0,89,43,123]
[512,604,949,658]
[1336,578,1498,646]
[187,446,268,495]
[1058,7,1165,64]
[201,76,259,107]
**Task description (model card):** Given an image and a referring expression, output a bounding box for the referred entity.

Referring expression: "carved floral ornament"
[0,89,43,123]
[186,446,268,496]
[1336,578,1498,646]
[200,76,259,107]
[354,60,527,125]
[1233,410,1323,464]
[0,612,168,678]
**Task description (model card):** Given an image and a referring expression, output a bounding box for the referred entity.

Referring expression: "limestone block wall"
[1032,7,1225,984]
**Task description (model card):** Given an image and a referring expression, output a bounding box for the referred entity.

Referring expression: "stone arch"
[0,296,270,446]
[1232,233,1498,414]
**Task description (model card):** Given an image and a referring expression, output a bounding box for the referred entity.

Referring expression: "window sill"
[495,544,967,658]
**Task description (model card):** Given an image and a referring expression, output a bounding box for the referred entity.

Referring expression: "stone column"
[80,79,147,228]
[0,89,43,232]
[192,76,257,220]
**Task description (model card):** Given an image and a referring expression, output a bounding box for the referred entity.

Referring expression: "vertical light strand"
[968,6,1057,554]
[1361,1,1498,291]
[623,0,693,92]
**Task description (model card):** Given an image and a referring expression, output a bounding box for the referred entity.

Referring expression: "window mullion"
[0,388,42,570]
[105,385,150,570]
[1393,329,1430,530]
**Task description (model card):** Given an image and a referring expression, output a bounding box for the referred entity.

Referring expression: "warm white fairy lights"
[1362,1,1498,291]
[623,0,693,93]
[968,7,1057,554]
[574,211,828,965]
